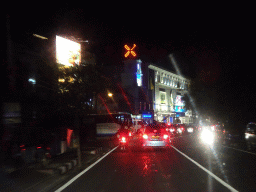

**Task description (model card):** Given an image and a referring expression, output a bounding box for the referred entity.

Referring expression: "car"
[168,124,177,134]
[175,124,186,134]
[245,122,256,150]
[141,124,170,149]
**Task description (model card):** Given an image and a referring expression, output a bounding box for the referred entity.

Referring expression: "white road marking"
[55,146,119,192]
[171,145,239,192]
[222,145,256,155]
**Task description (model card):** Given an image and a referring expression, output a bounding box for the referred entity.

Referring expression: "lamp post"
[108,92,113,97]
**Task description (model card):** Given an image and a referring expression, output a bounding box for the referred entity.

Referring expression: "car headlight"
[201,129,214,145]
[187,128,193,133]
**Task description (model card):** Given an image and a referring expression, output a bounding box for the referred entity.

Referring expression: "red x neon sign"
[124,44,137,58]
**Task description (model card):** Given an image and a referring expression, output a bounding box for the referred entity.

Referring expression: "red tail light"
[46,147,51,151]
[20,144,26,151]
[129,132,132,136]
[154,130,157,133]
[37,146,42,149]
[163,134,168,139]
[143,134,148,139]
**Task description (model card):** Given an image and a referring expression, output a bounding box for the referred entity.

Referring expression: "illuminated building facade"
[148,64,192,124]
[120,60,193,124]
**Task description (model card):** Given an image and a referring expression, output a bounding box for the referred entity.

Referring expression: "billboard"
[175,95,186,112]
[56,35,81,67]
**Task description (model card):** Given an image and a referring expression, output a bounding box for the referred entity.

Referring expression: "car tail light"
[121,137,126,143]
[20,144,26,151]
[37,146,42,149]
[129,132,132,136]
[46,147,51,151]
[154,130,157,133]
[163,134,168,139]
[143,134,148,139]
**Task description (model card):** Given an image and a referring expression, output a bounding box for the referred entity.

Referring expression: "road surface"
[53,134,256,192]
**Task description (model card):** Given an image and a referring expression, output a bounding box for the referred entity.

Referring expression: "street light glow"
[108,93,113,97]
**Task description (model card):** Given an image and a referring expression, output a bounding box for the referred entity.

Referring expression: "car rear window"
[145,124,163,132]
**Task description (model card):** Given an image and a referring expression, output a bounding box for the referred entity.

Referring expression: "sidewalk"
[0,138,118,192]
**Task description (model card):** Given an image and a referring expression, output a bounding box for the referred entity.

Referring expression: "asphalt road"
[53,134,256,192]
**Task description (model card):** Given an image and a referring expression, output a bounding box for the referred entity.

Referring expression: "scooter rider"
[116,126,130,139]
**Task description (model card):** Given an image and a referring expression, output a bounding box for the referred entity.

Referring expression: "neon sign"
[142,114,152,118]
[124,44,137,57]
[137,63,142,86]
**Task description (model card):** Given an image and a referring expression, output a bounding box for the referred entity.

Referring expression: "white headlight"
[188,128,193,133]
[201,129,214,145]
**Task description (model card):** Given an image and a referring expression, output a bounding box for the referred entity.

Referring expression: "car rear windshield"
[145,124,162,132]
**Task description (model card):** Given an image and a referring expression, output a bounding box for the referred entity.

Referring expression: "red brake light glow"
[163,134,168,139]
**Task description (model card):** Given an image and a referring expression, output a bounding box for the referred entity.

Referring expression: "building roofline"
[148,63,190,82]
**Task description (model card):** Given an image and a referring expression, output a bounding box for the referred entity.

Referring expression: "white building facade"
[148,64,193,124]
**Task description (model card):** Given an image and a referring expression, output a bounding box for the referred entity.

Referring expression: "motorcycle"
[119,135,129,151]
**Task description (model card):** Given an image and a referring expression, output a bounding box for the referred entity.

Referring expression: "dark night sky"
[5,3,256,127]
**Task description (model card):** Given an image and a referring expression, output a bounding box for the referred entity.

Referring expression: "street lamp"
[108,93,113,97]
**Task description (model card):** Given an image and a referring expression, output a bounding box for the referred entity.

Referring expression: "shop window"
[160,92,166,104]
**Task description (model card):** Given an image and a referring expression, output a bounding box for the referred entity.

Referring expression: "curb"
[58,159,78,175]
[57,147,103,175]
[82,147,103,155]
[89,147,103,155]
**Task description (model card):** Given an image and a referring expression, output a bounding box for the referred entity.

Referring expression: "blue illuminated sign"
[136,63,142,86]
[142,114,152,118]
[175,106,186,112]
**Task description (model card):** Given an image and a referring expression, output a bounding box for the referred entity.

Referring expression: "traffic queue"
[115,121,195,151]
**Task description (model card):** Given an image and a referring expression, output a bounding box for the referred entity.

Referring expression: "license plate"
[152,136,160,140]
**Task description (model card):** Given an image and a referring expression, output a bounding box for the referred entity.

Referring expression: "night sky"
[5,3,256,128]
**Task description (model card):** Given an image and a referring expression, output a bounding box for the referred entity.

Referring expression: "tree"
[57,64,111,167]
[57,64,111,114]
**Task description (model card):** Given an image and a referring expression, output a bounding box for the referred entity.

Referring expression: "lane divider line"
[171,145,239,192]
[222,145,256,155]
[55,146,119,192]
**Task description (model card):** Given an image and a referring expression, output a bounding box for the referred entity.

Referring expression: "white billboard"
[56,35,81,67]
